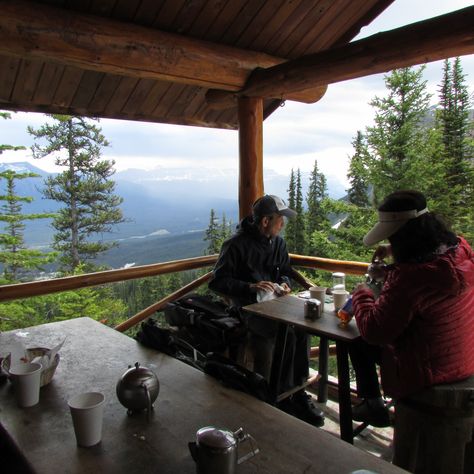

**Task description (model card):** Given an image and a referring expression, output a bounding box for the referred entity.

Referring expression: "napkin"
[31,338,66,371]
[256,283,285,303]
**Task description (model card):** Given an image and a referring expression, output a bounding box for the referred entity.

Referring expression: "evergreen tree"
[1,111,26,154]
[285,169,296,250]
[436,58,474,238]
[365,67,433,203]
[294,169,305,254]
[0,170,56,282]
[204,208,221,254]
[28,115,124,273]
[306,160,328,243]
[219,213,232,244]
[347,131,371,207]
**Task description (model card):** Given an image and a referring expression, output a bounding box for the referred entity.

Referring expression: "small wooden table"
[244,294,360,444]
[0,317,405,473]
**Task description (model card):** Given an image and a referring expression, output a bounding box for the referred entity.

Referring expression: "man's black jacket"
[208,216,295,306]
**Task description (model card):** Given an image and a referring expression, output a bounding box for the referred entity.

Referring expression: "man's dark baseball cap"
[252,195,297,219]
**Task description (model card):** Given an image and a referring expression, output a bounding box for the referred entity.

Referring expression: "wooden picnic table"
[244,294,361,444]
[0,317,405,473]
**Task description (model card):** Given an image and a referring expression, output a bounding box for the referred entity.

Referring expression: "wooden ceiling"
[0,0,473,130]
[0,0,396,129]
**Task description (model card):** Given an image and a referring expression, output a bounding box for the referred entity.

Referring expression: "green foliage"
[294,169,305,254]
[1,111,26,154]
[0,160,57,283]
[0,285,127,332]
[364,66,434,204]
[434,58,474,241]
[28,115,124,273]
[306,160,329,254]
[347,131,371,207]
[285,169,296,250]
[204,209,232,255]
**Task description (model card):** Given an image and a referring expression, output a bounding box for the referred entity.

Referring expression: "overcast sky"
[1,0,473,191]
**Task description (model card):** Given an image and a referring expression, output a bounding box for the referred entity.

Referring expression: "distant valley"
[0,162,347,268]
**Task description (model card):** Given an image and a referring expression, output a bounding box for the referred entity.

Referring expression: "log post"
[238,97,263,220]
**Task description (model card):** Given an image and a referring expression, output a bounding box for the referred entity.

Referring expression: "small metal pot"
[189,426,259,474]
[116,362,159,418]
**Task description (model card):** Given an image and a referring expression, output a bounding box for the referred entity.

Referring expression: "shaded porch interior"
[1,0,473,470]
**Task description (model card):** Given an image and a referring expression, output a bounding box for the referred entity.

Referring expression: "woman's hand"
[354,282,370,293]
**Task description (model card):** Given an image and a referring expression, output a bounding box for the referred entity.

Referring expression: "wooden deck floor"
[310,394,394,462]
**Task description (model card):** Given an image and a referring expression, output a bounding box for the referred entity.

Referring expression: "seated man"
[208,194,324,427]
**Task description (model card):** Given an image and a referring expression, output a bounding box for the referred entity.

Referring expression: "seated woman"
[349,190,474,427]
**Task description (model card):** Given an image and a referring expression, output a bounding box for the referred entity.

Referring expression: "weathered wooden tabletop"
[244,294,360,342]
[0,317,405,474]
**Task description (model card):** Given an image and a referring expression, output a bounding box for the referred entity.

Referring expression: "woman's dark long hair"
[379,190,458,263]
[388,214,458,263]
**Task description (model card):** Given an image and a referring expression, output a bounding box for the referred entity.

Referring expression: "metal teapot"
[116,362,159,418]
[188,426,259,474]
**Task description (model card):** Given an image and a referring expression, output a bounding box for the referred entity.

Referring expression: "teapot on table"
[189,426,259,474]
[116,362,159,419]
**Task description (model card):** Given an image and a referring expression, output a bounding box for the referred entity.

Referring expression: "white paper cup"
[68,392,105,447]
[9,362,42,407]
[333,289,349,312]
[309,286,327,312]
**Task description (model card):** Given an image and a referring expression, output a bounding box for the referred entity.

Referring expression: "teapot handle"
[188,441,198,462]
[234,428,259,464]
[142,382,152,421]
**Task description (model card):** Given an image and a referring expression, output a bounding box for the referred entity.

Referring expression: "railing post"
[238,96,263,220]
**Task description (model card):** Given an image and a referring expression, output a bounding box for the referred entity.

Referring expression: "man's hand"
[279,282,291,295]
[249,281,276,293]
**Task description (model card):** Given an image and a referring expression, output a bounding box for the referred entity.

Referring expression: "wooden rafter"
[0,0,325,104]
[239,6,474,99]
[206,6,474,105]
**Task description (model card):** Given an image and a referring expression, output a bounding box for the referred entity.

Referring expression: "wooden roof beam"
[0,0,325,104]
[238,6,474,99]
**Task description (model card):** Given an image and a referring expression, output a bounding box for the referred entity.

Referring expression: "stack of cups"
[309,286,327,313]
[9,362,42,407]
[333,289,349,312]
[331,272,349,312]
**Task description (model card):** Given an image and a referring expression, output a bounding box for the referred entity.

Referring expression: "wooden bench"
[393,375,474,474]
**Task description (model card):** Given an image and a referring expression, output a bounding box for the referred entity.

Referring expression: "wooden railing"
[0,253,369,332]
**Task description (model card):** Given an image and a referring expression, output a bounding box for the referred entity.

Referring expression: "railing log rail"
[0,255,217,302]
[0,254,369,303]
[115,272,212,332]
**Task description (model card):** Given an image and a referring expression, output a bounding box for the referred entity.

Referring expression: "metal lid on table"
[196,426,236,449]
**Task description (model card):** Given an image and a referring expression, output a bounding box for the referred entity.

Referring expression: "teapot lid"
[120,362,157,387]
[196,426,235,449]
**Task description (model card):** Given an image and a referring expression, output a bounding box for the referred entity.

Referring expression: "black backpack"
[163,294,246,354]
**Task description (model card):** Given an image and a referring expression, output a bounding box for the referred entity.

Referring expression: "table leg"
[335,341,354,444]
[317,337,329,403]
[269,323,289,402]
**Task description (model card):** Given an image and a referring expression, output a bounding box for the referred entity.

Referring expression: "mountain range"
[0,161,347,267]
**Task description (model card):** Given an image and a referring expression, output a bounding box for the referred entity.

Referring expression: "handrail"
[0,253,369,303]
[115,272,213,332]
[0,255,217,302]
[290,254,369,275]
